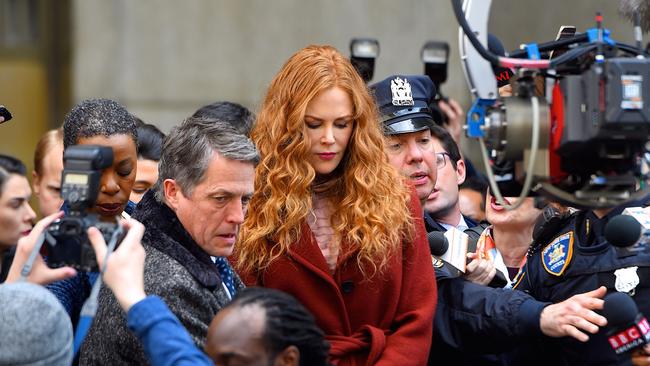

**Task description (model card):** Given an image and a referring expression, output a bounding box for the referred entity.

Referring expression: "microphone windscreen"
[604,215,642,248]
[603,292,639,327]
[620,0,650,32]
[428,231,449,256]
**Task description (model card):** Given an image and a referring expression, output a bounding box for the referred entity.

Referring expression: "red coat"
[243,193,437,365]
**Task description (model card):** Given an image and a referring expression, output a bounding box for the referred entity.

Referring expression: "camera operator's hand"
[539,286,607,342]
[464,252,497,285]
[88,219,146,312]
[5,211,77,285]
[437,98,464,145]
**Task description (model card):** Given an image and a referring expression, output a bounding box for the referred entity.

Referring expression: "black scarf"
[132,190,223,289]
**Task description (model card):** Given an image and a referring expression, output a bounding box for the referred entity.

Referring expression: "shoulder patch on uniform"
[541,232,574,276]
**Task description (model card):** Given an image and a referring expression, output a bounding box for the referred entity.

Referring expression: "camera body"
[556,58,650,178]
[46,145,121,272]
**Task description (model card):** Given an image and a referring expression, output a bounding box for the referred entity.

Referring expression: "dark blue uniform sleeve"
[127,296,213,366]
[434,265,549,353]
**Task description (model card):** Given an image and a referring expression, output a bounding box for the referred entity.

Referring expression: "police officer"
[370,74,608,366]
[514,197,650,365]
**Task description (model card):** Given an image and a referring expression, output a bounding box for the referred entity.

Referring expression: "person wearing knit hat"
[0,282,73,366]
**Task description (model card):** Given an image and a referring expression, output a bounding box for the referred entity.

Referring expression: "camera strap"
[72,223,124,357]
[19,232,56,281]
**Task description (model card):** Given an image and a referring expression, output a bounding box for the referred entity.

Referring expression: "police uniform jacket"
[514,200,650,365]
[426,212,548,365]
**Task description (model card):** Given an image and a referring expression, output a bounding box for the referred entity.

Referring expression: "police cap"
[370,74,436,136]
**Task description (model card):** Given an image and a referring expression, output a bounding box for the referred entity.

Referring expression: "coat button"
[341,280,354,294]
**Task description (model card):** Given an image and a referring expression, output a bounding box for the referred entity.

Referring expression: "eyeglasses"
[436,152,450,169]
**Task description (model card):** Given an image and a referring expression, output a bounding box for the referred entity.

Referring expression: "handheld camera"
[46,145,123,272]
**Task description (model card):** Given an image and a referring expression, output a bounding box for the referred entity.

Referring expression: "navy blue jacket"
[425,211,548,366]
[514,200,650,366]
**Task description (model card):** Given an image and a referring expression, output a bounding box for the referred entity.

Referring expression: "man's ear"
[32,171,41,194]
[163,179,181,210]
[275,345,300,366]
[456,159,466,186]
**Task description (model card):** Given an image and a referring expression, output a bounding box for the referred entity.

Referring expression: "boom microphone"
[603,292,650,354]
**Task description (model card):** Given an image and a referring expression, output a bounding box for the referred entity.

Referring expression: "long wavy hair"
[236,45,413,278]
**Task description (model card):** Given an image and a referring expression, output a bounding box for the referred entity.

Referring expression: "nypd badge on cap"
[370,75,437,136]
[391,77,414,106]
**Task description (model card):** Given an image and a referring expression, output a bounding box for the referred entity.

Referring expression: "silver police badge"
[390,77,414,106]
[615,266,640,295]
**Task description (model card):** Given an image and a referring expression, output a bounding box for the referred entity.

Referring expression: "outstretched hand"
[539,286,608,342]
[88,219,146,312]
[5,211,77,285]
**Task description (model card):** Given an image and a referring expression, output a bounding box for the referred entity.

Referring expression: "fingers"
[88,226,108,269]
[32,211,64,234]
[437,100,453,114]
[464,258,496,285]
[41,266,77,283]
[589,286,607,299]
[541,298,607,341]
[466,258,478,273]
[486,267,497,283]
[466,252,478,260]
[438,101,459,122]
[567,313,601,335]
[562,324,590,342]
[19,211,63,246]
[571,286,607,310]
[116,220,145,253]
[447,98,463,114]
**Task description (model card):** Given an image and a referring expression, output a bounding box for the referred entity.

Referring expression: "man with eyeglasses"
[371,74,608,366]
[423,127,478,232]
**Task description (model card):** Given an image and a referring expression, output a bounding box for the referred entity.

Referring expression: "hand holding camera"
[45,145,125,272]
[4,211,77,285]
[87,219,146,312]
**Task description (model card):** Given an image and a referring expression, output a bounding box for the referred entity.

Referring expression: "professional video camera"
[455,0,650,209]
[46,145,123,272]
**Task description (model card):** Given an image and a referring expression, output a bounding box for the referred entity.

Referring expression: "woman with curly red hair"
[236,45,437,365]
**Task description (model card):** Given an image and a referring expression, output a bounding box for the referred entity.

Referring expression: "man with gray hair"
[80,116,259,365]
